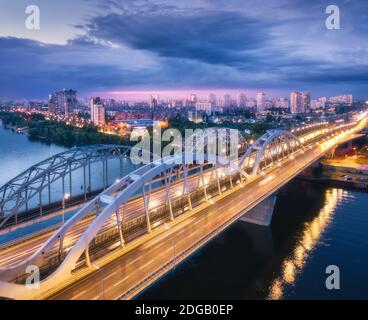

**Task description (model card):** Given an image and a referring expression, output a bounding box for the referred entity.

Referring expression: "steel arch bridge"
[184,127,249,156]
[0,144,144,227]
[0,128,312,299]
[0,128,249,228]
[239,129,304,177]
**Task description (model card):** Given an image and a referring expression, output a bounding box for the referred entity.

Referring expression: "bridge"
[0,111,366,300]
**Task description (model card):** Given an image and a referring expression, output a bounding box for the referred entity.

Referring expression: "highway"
[49,130,362,300]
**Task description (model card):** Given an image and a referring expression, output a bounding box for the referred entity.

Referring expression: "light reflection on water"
[138,179,368,300]
[268,188,344,300]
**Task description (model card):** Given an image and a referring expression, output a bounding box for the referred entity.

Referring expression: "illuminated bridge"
[0,144,141,227]
[0,112,366,300]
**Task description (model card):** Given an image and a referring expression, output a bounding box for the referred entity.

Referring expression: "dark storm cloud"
[83,11,273,67]
[0,37,128,98]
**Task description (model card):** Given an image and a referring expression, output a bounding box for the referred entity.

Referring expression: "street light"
[62,193,70,224]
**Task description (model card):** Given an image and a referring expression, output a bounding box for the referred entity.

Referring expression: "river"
[0,123,135,213]
[137,179,368,299]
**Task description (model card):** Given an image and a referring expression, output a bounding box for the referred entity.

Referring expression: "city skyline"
[0,0,367,100]
[1,88,356,105]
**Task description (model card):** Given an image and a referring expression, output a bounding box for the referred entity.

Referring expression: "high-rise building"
[256,92,266,112]
[190,94,198,104]
[48,89,77,115]
[222,94,232,108]
[195,101,212,115]
[301,91,311,113]
[328,94,353,105]
[237,93,247,108]
[245,99,256,108]
[208,93,217,107]
[273,97,289,109]
[48,94,57,114]
[290,91,304,113]
[319,97,327,104]
[149,95,158,108]
[311,99,325,109]
[90,97,105,125]
[58,89,77,115]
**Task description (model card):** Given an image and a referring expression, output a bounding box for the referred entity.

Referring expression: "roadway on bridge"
[50,132,359,300]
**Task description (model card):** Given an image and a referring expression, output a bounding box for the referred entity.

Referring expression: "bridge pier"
[240,222,275,256]
[240,194,277,226]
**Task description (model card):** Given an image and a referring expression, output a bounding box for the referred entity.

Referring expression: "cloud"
[0,0,367,99]
[82,10,274,67]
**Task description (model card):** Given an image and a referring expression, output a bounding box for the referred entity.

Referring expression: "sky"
[0,0,367,100]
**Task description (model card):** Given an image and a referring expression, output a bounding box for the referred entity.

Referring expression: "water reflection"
[268,188,344,300]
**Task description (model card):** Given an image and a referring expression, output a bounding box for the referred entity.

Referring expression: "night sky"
[0,0,367,99]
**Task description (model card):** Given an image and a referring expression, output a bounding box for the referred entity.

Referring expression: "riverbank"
[299,154,368,191]
[0,111,133,148]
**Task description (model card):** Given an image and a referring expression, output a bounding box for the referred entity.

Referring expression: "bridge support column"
[88,159,92,192]
[39,191,43,217]
[61,175,65,209]
[85,246,91,267]
[69,164,72,196]
[83,165,87,200]
[115,210,125,248]
[240,194,277,226]
[164,170,174,221]
[183,165,192,211]
[215,168,222,195]
[14,208,18,225]
[240,170,247,184]
[25,188,28,212]
[142,183,152,233]
[48,173,51,205]
[199,165,209,201]
[59,235,64,259]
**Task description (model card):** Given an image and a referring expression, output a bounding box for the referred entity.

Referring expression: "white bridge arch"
[239,130,304,177]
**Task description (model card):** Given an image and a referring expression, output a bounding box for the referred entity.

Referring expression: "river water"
[1,124,368,299]
[0,124,135,212]
[138,180,368,299]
